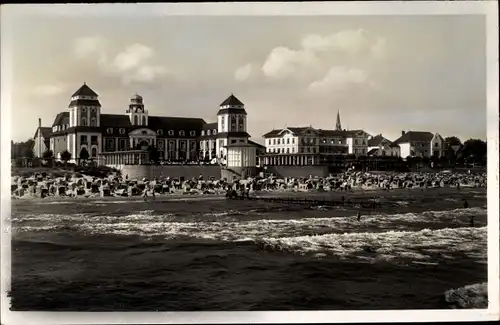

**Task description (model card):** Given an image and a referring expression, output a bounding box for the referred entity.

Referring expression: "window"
[157,129,163,135]
[91,108,96,113]
[238,116,244,130]
[179,130,185,136]
[119,139,127,150]
[168,130,174,136]
[141,130,147,135]
[82,107,87,113]
[221,116,225,130]
[106,128,113,134]
[292,138,295,144]
[90,117,96,127]
[434,143,438,147]
[231,116,236,131]
[207,130,211,136]
[213,129,217,135]
[142,116,146,125]
[80,135,87,144]
[91,147,97,157]
[190,131,196,136]
[287,148,290,153]
[91,136,98,145]
[119,128,125,134]
[201,131,205,136]
[278,139,281,145]
[287,138,290,144]
[81,117,87,126]
[231,139,237,144]
[134,116,138,125]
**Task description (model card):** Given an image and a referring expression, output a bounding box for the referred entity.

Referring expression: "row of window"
[104,128,198,136]
[267,137,367,146]
[201,129,218,136]
[267,147,320,154]
[80,107,98,113]
[81,117,97,127]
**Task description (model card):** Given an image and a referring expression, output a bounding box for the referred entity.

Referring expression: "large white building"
[394,131,445,158]
[261,111,370,166]
[34,83,261,167]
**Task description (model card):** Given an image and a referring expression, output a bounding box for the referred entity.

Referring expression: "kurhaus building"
[38,83,260,165]
[261,112,370,166]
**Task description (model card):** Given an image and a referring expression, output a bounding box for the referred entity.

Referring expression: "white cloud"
[73,36,108,65]
[308,66,373,94]
[73,37,168,85]
[234,63,253,81]
[33,84,66,96]
[261,29,386,80]
[112,43,154,72]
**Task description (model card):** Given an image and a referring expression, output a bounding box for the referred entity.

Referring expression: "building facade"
[260,112,370,166]
[38,83,259,166]
[394,131,445,158]
[367,134,401,157]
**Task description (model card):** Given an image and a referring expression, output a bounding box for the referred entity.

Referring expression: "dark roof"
[248,139,266,149]
[52,112,69,126]
[37,127,52,138]
[100,114,132,127]
[262,127,313,138]
[317,129,349,137]
[394,131,434,144]
[72,83,98,97]
[368,134,393,147]
[202,122,218,130]
[220,93,244,106]
[148,116,206,132]
[263,127,369,138]
[216,131,251,139]
[68,99,101,108]
[367,148,378,156]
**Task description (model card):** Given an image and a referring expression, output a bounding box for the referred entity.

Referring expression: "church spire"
[335,110,342,131]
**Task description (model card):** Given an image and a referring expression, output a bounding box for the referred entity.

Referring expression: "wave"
[259,227,487,263]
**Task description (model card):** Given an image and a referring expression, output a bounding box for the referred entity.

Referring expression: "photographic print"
[1,1,498,324]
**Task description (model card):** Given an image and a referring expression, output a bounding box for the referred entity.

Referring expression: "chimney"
[401,130,405,136]
[39,118,42,128]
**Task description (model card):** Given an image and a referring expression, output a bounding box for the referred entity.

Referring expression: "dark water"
[9,188,488,310]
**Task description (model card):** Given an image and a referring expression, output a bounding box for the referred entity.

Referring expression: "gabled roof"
[33,127,52,143]
[394,131,434,144]
[220,93,244,107]
[52,112,69,126]
[367,148,378,156]
[72,83,98,97]
[368,134,398,147]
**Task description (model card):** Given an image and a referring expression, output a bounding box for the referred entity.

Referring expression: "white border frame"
[1,1,498,324]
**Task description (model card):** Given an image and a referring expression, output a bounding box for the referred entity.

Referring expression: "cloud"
[73,37,168,85]
[33,84,66,96]
[260,29,386,81]
[234,63,253,81]
[308,66,375,94]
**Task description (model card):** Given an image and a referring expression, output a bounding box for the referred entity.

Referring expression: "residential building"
[261,112,370,166]
[33,118,52,158]
[394,131,445,158]
[367,134,400,157]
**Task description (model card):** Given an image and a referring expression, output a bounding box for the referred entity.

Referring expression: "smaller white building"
[367,134,400,157]
[394,131,446,158]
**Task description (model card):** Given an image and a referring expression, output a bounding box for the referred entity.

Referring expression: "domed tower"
[126,93,148,126]
[216,93,249,159]
[68,82,101,127]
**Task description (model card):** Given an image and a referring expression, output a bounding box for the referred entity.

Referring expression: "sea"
[9,187,487,311]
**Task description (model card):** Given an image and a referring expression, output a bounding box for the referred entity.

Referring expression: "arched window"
[179,130,185,136]
[207,130,211,136]
[157,129,163,135]
[82,107,87,113]
[119,128,126,134]
[91,147,97,157]
[81,117,87,126]
[213,129,217,135]
[90,117,96,127]
[231,116,237,131]
[238,116,244,130]
[134,116,138,125]
[107,128,113,134]
[168,130,174,136]
[141,130,147,135]
[201,131,205,136]
[190,131,196,136]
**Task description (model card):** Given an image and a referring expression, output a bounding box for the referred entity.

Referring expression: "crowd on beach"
[10,169,487,200]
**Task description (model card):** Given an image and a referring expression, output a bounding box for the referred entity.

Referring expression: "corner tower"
[126,94,148,126]
[216,93,249,160]
[68,82,101,127]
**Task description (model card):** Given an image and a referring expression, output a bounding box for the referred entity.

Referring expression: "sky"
[2,5,487,144]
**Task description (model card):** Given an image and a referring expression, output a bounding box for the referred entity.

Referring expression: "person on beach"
[357,211,362,222]
[142,187,148,201]
[469,215,475,227]
[463,199,469,209]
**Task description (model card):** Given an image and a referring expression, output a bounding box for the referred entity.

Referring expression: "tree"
[42,149,53,160]
[60,150,72,166]
[79,147,89,163]
[459,139,487,166]
[445,136,462,147]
